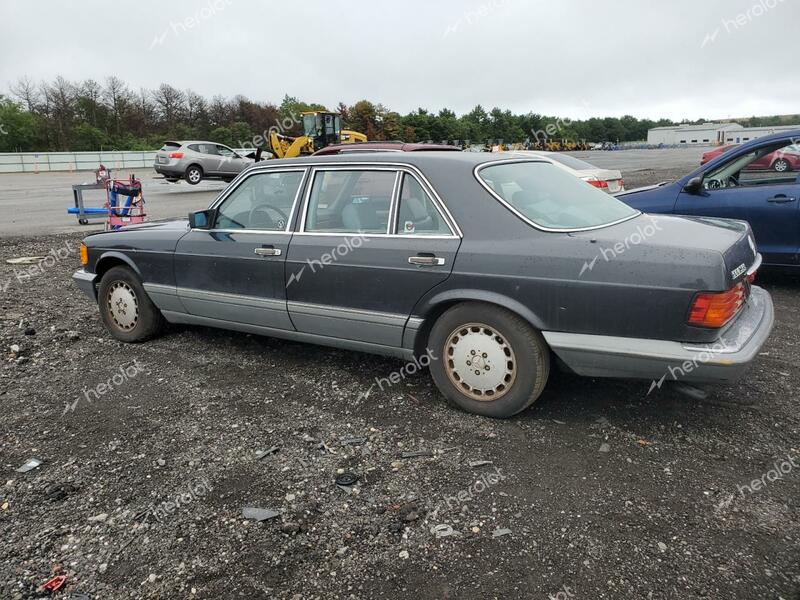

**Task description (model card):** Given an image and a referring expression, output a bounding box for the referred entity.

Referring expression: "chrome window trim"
[225,160,463,238]
[388,171,402,235]
[300,166,401,235]
[473,159,642,233]
[204,167,309,234]
[392,171,455,237]
[298,164,460,239]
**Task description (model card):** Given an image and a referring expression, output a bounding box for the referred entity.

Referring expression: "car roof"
[313,141,461,155]
[245,151,547,171]
[167,140,231,146]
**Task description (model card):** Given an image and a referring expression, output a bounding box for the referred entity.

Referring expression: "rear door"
[285,166,461,348]
[174,168,308,329]
[675,139,800,265]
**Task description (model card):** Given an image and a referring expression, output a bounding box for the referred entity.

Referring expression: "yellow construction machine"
[267,111,367,159]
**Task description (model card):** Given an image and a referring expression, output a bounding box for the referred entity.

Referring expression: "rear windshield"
[546,153,596,171]
[477,161,638,231]
[160,142,181,151]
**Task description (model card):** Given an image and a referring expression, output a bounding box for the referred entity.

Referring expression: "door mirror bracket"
[189,209,216,229]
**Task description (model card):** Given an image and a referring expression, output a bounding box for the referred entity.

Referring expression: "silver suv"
[154,141,253,185]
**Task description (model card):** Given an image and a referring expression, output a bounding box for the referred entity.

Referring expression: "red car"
[313,141,461,156]
[701,143,800,172]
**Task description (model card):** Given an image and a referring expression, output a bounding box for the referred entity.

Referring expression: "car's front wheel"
[185,165,203,185]
[773,158,790,173]
[98,266,165,343]
[428,302,550,418]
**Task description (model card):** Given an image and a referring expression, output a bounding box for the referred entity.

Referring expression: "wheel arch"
[95,252,143,280]
[407,289,548,357]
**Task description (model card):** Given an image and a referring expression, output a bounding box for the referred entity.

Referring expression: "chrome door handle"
[408,255,445,266]
[766,195,797,203]
[254,247,282,256]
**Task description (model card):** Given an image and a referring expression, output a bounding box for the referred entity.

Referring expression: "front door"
[675,139,800,265]
[174,168,307,329]
[285,167,461,348]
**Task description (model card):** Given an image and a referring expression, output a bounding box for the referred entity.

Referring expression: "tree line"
[0,76,792,153]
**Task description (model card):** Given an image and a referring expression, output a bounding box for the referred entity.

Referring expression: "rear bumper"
[543,285,774,384]
[154,163,184,177]
[73,269,98,301]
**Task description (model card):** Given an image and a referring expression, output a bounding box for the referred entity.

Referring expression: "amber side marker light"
[688,282,748,328]
[79,243,88,266]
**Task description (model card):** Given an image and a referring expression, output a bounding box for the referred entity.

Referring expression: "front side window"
[305,170,395,234]
[216,144,236,158]
[703,140,800,190]
[477,161,638,231]
[215,171,304,230]
[396,174,452,236]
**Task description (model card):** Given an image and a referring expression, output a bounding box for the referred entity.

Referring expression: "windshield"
[546,154,597,171]
[302,114,320,137]
[477,161,638,230]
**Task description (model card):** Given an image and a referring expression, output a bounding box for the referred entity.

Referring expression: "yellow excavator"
[265,111,367,159]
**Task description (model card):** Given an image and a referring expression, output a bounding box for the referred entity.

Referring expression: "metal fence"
[0,149,252,174]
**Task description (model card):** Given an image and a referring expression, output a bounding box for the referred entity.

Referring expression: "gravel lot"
[1,161,799,600]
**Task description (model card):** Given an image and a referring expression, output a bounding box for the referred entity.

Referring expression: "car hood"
[615,182,670,196]
[85,218,190,253]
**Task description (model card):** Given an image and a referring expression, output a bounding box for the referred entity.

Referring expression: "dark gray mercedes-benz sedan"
[73,152,774,417]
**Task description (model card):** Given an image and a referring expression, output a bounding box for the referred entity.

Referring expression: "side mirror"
[189,209,215,229]
[683,176,703,194]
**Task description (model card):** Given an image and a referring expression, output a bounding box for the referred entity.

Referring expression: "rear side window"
[477,161,638,231]
[304,170,396,234]
[395,174,452,236]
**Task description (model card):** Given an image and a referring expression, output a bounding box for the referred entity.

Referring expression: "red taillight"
[169,152,184,159]
[688,282,747,328]
[584,177,609,189]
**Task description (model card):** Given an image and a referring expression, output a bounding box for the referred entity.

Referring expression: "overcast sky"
[1,0,797,121]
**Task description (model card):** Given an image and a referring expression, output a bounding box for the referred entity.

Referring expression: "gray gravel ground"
[0,163,799,600]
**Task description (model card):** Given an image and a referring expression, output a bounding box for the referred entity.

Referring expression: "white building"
[647,123,800,146]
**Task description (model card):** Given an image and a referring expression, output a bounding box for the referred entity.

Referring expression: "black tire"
[78,219,88,225]
[185,165,203,185]
[428,302,550,418]
[165,177,180,183]
[98,266,165,343]
[773,158,790,173]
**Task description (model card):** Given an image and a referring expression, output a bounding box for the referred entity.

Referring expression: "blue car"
[617,130,800,267]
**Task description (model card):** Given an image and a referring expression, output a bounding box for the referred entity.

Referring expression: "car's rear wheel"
[185,165,203,185]
[773,158,790,173]
[428,302,550,418]
[98,266,165,343]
